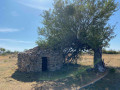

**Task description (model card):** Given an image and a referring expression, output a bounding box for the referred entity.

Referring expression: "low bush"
[102,49,119,54]
[109,68,116,73]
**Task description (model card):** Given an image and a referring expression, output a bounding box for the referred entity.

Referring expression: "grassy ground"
[12,64,89,82]
[82,68,120,90]
[0,54,120,90]
[79,54,120,90]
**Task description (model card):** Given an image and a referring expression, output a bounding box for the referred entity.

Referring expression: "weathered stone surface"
[18,46,63,72]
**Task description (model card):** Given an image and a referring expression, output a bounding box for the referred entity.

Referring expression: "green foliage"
[6,50,11,54]
[13,51,19,54]
[36,38,49,49]
[109,68,116,73]
[102,49,119,54]
[65,4,75,15]
[0,48,19,56]
[36,0,118,63]
[0,48,6,53]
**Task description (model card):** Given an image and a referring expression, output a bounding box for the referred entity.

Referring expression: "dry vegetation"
[79,54,120,67]
[0,54,120,90]
[0,55,36,90]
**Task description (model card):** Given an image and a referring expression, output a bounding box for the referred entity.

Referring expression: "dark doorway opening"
[42,57,48,71]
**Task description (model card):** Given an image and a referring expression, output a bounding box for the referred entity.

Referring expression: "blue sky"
[0,0,120,51]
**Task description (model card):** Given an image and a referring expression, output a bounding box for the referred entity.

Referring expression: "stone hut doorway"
[42,57,48,71]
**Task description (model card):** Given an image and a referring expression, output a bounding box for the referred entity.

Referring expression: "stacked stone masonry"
[18,46,63,72]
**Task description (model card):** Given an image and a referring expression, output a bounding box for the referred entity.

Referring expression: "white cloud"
[17,0,53,10]
[0,28,19,32]
[0,39,34,44]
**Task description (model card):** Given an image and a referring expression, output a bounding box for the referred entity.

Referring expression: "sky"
[0,0,120,52]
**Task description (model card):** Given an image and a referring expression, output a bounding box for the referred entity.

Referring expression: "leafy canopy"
[36,0,118,61]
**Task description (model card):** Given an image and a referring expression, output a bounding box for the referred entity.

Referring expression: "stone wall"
[18,46,63,72]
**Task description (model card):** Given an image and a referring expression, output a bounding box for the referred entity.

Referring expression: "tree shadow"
[32,67,120,90]
[12,64,119,90]
[31,66,105,90]
[11,70,42,82]
[11,64,83,82]
[82,67,120,90]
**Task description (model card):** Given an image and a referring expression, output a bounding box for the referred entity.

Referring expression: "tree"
[37,0,118,72]
[75,0,118,72]
[0,48,6,53]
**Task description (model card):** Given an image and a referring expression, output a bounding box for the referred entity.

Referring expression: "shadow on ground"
[11,64,85,82]
[32,67,120,90]
[82,67,120,90]
[11,64,120,90]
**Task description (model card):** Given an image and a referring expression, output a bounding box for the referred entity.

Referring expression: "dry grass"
[79,54,120,67]
[0,54,120,90]
[0,55,36,90]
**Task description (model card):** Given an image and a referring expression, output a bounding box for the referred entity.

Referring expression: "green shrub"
[102,49,119,54]
[109,68,116,73]
[4,60,8,62]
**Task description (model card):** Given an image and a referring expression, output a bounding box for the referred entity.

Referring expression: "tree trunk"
[93,48,106,72]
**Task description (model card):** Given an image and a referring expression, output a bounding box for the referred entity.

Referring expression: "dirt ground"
[0,54,120,90]
[0,55,36,90]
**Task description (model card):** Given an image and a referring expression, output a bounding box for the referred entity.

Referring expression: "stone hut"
[18,46,63,72]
